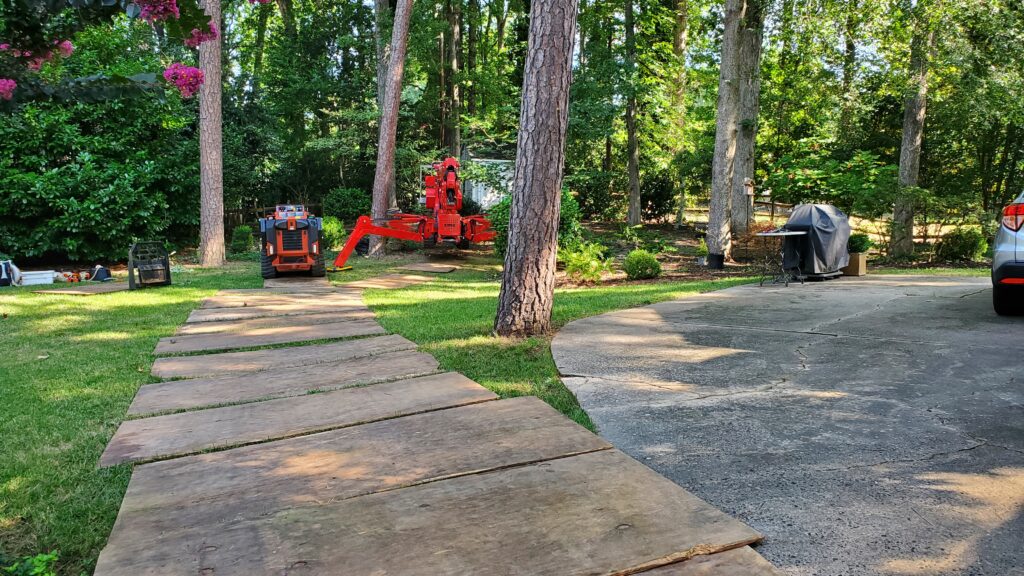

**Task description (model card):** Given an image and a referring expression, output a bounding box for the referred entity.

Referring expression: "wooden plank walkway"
[96,275,777,574]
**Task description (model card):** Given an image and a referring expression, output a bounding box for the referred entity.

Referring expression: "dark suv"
[993,191,1024,315]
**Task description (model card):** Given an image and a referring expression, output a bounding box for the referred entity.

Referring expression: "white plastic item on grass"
[20,270,56,286]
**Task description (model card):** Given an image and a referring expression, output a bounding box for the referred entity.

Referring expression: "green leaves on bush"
[320,216,346,251]
[934,227,988,262]
[323,188,371,226]
[847,233,874,254]
[623,249,662,280]
[0,551,58,576]
[561,242,612,283]
[489,188,583,258]
[229,225,255,255]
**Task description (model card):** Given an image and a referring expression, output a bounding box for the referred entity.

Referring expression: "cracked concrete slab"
[553,275,1024,576]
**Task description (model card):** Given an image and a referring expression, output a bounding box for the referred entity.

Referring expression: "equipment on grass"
[258,204,326,279]
[333,158,496,269]
[128,242,172,289]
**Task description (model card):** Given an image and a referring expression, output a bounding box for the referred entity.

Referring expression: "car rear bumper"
[993,261,1024,285]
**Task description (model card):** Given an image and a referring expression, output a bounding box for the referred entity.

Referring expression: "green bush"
[460,196,483,216]
[490,188,583,258]
[561,241,612,283]
[323,187,371,226]
[0,551,58,576]
[320,216,346,250]
[847,233,874,253]
[935,227,988,262]
[229,225,255,254]
[696,238,709,257]
[623,249,662,280]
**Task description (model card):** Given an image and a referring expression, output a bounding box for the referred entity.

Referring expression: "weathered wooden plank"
[95,448,760,574]
[186,301,366,323]
[130,350,439,415]
[398,262,458,273]
[174,309,376,336]
[200,291,362,309]
[100,372,497,467]
[155,318,385,354]
[33,282,129,295]
[344,273,433,290]
[103,397,611,542]
[150,334,415,379]
[262,276,332,290]
[639,547,782,575]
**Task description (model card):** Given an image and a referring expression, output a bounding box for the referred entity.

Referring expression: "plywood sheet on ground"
[33,282,129,295]
[100,372,496,466]
[155,318,385,354]
[262,276,332,289]
[95,448,760,574]
[150,334,414,379]
[187,301,367,323]
[95,398,613,574]
[398,262,458,273]
[344,274,433,290]
[639,547,781,575]
[130,350,439,415]
[174,309,376,336]
[200,290,362,309]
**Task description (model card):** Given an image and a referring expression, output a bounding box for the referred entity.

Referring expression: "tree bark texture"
[375,0,399,210]
[447,0,462,156]
[729,0,764,236]
[707,0,744,267]
[494,0,578,337]
[624,0,641,225]
[198,0,225,267]
[369,0,414,256]
[468,0,479,115]
[674,0,689,228]
[891,9,933,258]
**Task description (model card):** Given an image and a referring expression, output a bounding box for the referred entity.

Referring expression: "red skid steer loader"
[259,204,326,279]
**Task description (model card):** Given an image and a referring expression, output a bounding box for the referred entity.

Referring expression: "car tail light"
[1000,278,1024,285]
[1003,204,1024,231]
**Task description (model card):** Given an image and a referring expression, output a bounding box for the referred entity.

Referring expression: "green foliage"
[560,242,613,283]
[489,189,583,258]
[847,233,875,254]
[320,216,346,251]
[460,196,483,217]
[0,552,58,576]
[696,238,709,257]
[934,228,988,262]
[620,224,672,254]
[623,249,662,280]
[323,188,371,226]
[229,225,255,255]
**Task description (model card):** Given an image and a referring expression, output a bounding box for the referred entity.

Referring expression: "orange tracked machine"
[333,157,495,268]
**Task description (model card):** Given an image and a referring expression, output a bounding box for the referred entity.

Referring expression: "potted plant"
[843,233,874,276]
[695,238,709,266]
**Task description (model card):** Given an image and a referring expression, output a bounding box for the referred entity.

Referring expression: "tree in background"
[729,0,764,236]
[198,0,225,267]
[494,0,578,336]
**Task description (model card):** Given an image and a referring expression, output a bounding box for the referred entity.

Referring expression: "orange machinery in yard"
[333,157,496,268]
[259,204,326,279]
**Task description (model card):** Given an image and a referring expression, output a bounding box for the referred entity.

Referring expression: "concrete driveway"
[552,275,1024,576]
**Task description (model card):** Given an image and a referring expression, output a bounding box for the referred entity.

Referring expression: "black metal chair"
[128,242,172,290]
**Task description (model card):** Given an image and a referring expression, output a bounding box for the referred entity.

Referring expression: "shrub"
[0,551,58,576]
[560,241,612,283]
[935,227,988,262]
[624,249,662,280]
[489,188,583,257]
[460,196,483,216]
[320,216,346,250]
[323,187,371,225]
[229,225,255,254]
[696,238,709,257]
[847,232,875,254]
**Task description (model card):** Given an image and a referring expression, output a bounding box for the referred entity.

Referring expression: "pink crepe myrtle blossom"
[0,79,16,101]
[184,22,218,48]
[138,0,180,22]
[56,40,74,58]
[163,62,204,98]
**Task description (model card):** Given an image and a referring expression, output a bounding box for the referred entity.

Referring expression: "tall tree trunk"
[495,0,508,53]
[624,0,641,225]
[375,0,398,210]
[198,0,224,267]
[447,0,462,155]
[707,0,744,268]
[494,0,578,337]
[275,0,304,149]
[467,0,479,115]
[673,0,689,228]
[246,2,272,104]
[729,0,763,236]
[369,0,415,256]
[838,0,858,137]
[891,8,933,258]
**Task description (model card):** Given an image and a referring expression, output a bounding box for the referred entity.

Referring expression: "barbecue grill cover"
[782,204,851,274]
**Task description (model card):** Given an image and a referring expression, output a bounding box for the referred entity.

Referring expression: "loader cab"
[274,204,308,219]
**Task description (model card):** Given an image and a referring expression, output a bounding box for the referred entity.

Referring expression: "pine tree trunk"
[447,0,462,156]
[494,0,578,337]
[624,0,641,225]
[707,0,743,268]
[673,0,689,228]
[467,0,479,115]
[729,0,763,236]
[198,0,224,267]
[891,12,933,258]
[369,0,414,256]
[838,0,858,137]
[375,0,399,210]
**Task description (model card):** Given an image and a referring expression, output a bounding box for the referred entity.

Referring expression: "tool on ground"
[333,158,496,269]
[259,204,327,279]
[128,242,172,289]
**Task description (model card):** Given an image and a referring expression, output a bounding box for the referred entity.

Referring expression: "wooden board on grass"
[155,318,386,354]
[34,282,129,295]
[100,372,497,466]
[130,350,439,415]
[639,547,782,575]
[199,290,362,309]
[398,262,459,273]
[174,309,376,336]
[187,301,367,323]
[150,334,414,379]
[95,448,761,574]
[344,274,434,290]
